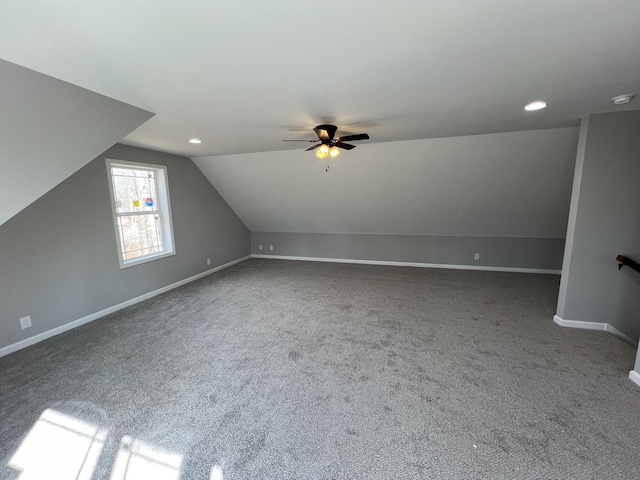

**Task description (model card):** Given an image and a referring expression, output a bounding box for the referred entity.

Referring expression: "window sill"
[120,250,176,269]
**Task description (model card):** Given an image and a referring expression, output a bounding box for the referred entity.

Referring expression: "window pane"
[117,214,164,261]
[111,167,158,214]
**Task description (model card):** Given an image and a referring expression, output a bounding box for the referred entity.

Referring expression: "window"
[106,159,175,268]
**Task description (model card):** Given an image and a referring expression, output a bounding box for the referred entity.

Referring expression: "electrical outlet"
[20,315,32,329]
[259,244,263,250]
[474,253,480,260]
[270,245,273,251]
[207,258,211,265]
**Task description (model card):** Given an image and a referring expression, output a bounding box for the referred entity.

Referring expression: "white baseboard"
[629,370,640,387]
[250,254,561,274]
[0,255,251,358]
[553,315,638,348]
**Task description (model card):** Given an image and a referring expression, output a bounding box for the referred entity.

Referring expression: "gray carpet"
[1,259,638,479]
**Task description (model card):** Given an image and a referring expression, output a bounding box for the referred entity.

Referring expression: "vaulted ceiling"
[2,1,639,158]
[194,128,579,237]
[1,1,639,227]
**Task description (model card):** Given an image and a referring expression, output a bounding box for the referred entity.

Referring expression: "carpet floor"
[1,259,638,479]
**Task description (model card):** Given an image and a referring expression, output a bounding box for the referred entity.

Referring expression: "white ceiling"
[1,1,639,158]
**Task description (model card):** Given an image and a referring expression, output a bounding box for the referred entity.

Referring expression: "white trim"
[0,255,250,358]
[629,370,640,387]
[251,254,561,274]
[553,315,606,331]
[553,315,638,347]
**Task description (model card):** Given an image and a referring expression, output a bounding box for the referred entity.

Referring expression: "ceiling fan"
[283,124,370,159]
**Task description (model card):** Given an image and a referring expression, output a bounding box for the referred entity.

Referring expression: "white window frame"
[106,159,176,268]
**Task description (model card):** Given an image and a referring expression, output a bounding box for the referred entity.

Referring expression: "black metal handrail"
[616,255,640,274]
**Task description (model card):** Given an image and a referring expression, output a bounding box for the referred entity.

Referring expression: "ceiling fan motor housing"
[315,124,338,143]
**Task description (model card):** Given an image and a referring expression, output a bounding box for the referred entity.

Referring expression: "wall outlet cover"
[20,315,32,329]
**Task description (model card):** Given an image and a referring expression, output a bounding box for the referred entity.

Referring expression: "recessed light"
[612,94,635,105]
[189,138,202,144]
[524,101,547,111]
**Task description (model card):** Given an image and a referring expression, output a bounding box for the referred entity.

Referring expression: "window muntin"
[106,160,175,268]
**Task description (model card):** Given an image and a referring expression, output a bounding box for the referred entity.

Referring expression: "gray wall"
[196,128,578,271]
[0,58,153,226]
[556,110,640,341]
[0,144,250,351]
[251,232,564,271]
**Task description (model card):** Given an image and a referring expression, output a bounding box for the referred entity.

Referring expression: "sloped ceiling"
[0,60,153,226]
[194,128,579,237]
[0,1,639,158]
[1,1,639,232]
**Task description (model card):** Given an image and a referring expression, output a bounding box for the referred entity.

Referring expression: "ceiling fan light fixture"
[329,146,340,158]
[316,144,329,159]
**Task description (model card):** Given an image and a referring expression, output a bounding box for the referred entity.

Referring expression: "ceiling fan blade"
[334,142,356,150]
[336,133,369,142]
[305,144,321,151]
[282,139,318,142]
[314,124,337,141]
